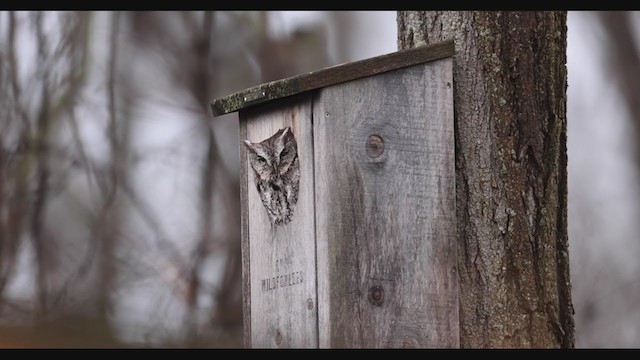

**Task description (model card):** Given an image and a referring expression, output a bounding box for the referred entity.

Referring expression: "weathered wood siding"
[313,58,457,348]
[239,95,318,348]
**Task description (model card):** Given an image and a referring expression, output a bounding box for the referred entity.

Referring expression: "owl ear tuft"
[244,140,256,153]
[279,127,291,142]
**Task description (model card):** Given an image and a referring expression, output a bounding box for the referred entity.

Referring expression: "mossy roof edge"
[210,39,454,117]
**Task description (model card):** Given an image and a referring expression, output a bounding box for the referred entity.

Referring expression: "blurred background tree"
[568,11,640,347]
[0,10,638,348]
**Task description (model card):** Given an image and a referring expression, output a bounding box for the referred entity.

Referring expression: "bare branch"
[30,10,52,319]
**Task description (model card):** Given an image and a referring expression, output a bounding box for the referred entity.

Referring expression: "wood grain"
[238,119,251,347]
[239,94,318,348]
[211,40,454,116]
[313,59,458,348]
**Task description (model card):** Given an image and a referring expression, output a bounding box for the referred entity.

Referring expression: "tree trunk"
[397,11,574,348]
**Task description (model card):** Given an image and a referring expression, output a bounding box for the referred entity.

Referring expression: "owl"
[244,127,300,225]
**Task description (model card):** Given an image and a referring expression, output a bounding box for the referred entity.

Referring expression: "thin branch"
[7,12,21,105]
[95,10,122,319]
[30,10,51,319]
[119,178,187,281]
[49,12,91,123]
[65,107,108,195]
[182,11,217,342]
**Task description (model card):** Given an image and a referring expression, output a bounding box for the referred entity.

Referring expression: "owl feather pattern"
[244,127,300,225]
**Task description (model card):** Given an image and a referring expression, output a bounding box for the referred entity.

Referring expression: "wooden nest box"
[211,40,457,348]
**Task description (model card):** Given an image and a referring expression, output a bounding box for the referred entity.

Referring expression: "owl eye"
[280,148,289,158]
[258,156,267,164]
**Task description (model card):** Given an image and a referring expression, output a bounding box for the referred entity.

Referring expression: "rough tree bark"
[397,11,575,348]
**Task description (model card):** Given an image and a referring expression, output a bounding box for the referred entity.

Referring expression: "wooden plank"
[313,58,458,348]
[211,40,454,116]
[240,94,318,348]
[238,118,252,347]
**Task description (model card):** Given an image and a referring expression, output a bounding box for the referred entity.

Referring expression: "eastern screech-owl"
[244,127,300,225]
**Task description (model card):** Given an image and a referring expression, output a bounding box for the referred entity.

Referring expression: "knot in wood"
[368,285,384,306]
[275,329,283,346]
[401,337,418,348]
[366,134,384,158]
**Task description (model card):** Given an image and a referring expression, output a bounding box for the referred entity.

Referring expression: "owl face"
[244,127,300,225]
[244,127,298,184]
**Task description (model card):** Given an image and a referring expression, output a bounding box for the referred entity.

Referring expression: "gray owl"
[244,127,300,225]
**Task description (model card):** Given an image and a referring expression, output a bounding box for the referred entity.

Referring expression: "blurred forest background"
[0,11,638,348]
